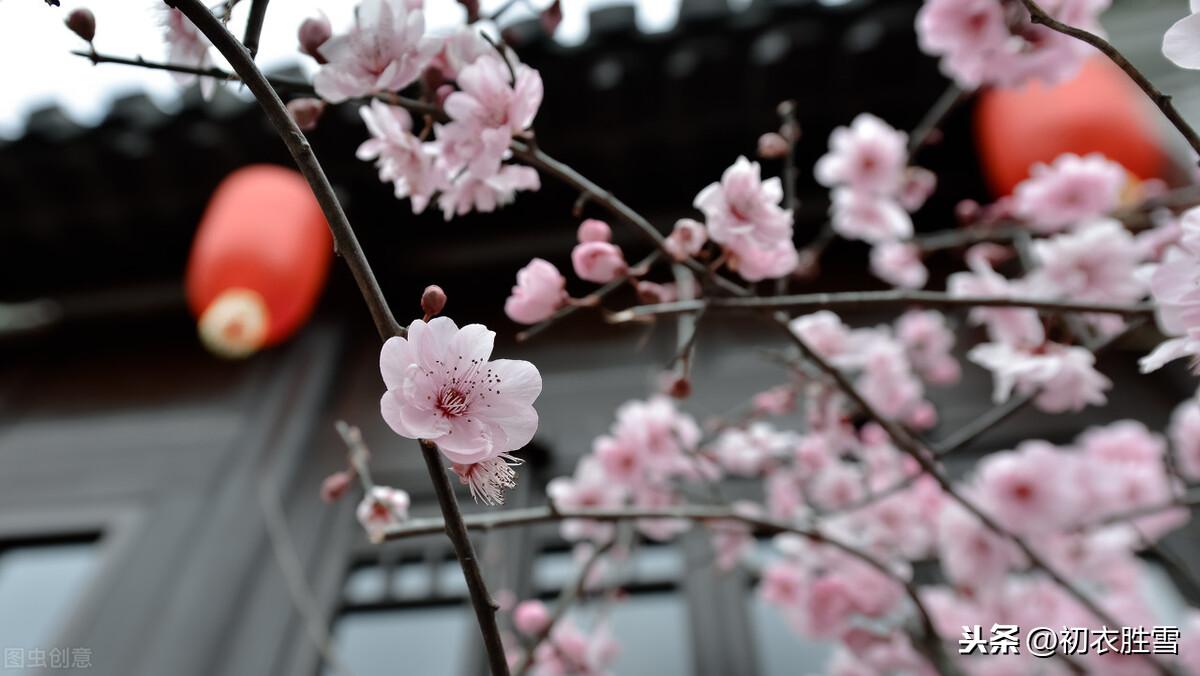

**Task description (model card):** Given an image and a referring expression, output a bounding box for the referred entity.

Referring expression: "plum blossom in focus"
[161,8,216,99]
[356,485,411,542]
[916,0,1111,89]
[693,156,798,281]
[313,0,439,103]
[572,241,627,283]
[440,54,544,178]
[505,258,568,325]
[1013,154,1128,233]
[379,317,541,503]
[356,100,444,213]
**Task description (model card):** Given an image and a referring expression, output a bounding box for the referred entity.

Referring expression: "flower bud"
[571,241,627,284]
[65,8,95,43]
[320,470,353,503]
[577,218,612,243]
[421,285,447,318]
[286,98,325,131]
[757,132,790,159]
[298,15,332,63]
[513,600,550,635]
[955,199,982,225]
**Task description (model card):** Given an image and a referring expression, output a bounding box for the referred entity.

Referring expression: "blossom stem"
[607,290,1155,323]
[1018,0,1200,161]
[418,441,511,676]
[242,0,270,57]
[907,83,972,157]
[160,3,505,673]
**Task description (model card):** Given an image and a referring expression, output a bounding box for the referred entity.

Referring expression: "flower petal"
[1164,12,1200,69]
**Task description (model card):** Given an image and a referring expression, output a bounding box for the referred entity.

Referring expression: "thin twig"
[607,290,1154,323]
[161,3,504,673]
[242,0,270,58]
[907,84,971,157]
[1019,0,1200,160]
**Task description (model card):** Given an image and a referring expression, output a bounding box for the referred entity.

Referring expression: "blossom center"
[438,388,470,417]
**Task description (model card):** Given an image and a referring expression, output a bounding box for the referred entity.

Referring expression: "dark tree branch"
[242,0,270,58]
[160,3,506,673]
[1019,0,1200,160]
[907,84,972,157]
[608,290,1155,323]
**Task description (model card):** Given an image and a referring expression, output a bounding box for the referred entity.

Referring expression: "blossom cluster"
[815,114,936,289]
[916,0,1111,89]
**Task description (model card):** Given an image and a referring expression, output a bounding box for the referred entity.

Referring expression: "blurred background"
[2,1,1200,675]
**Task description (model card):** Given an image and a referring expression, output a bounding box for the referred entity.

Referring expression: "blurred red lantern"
[975,57,1170,196]
[185,165,332,357]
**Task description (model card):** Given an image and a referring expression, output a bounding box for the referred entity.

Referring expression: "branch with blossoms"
[49,0,1200,673]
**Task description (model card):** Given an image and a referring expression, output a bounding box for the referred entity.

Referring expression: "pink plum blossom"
[936,503,1017,587]
[440,54,543,178]
[898,167,937,212]
[571,241,627,283]
[1169,399,1200,481]
[728,238,800,282]
[313,0,439,103]
[356,100,445,213]
[505,258,567,325]
[829,188,913,243]
[974,441,1078,534]
[694,156,794,258]
[380,317,542,466]
[428,25,491,80]
[576,219,612,243]
[513,599,550,635]
[752,385,796,416]
[916,0,1110,89]
[1013,154,1128,233]
[1030,219,1145,303]
[870,241,928,289]
[529,618,619,676]
[896,310,961,385]
[1141,207,1200,372]
[815,114,909,195]
[161,8,216,99]
[948,246,1045,348]
[546,457,627,543]
[1163,1,1200,70]
[437,165,540,219]
[710,422,798,477]
[664,218,707,261]
[356,485,411,542]
[968,341,1111,413]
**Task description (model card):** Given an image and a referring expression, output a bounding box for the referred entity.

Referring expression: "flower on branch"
[313,0,439,104]
[380,316,542,471]
[161,7,216,99]
[356,485,411,542]
[693,156,798,282]
[1013,153,1129,233]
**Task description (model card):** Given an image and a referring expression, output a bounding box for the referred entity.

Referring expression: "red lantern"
[185,165,332,357]
[975,57,1170,197]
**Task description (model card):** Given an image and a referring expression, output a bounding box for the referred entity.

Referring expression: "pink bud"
[286,98,325,131]
[571,241,627,284]
[65,8,95,43]
[664,375,691,399]
[421,285,447,318]
[513,600,550,635]
[505,259,567,325]
[298,15,332,63]
[320,471,353,503]
[577,219,612,243]
[955,199,982,225]
[664,218,707,261]
[757,132,790,159]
